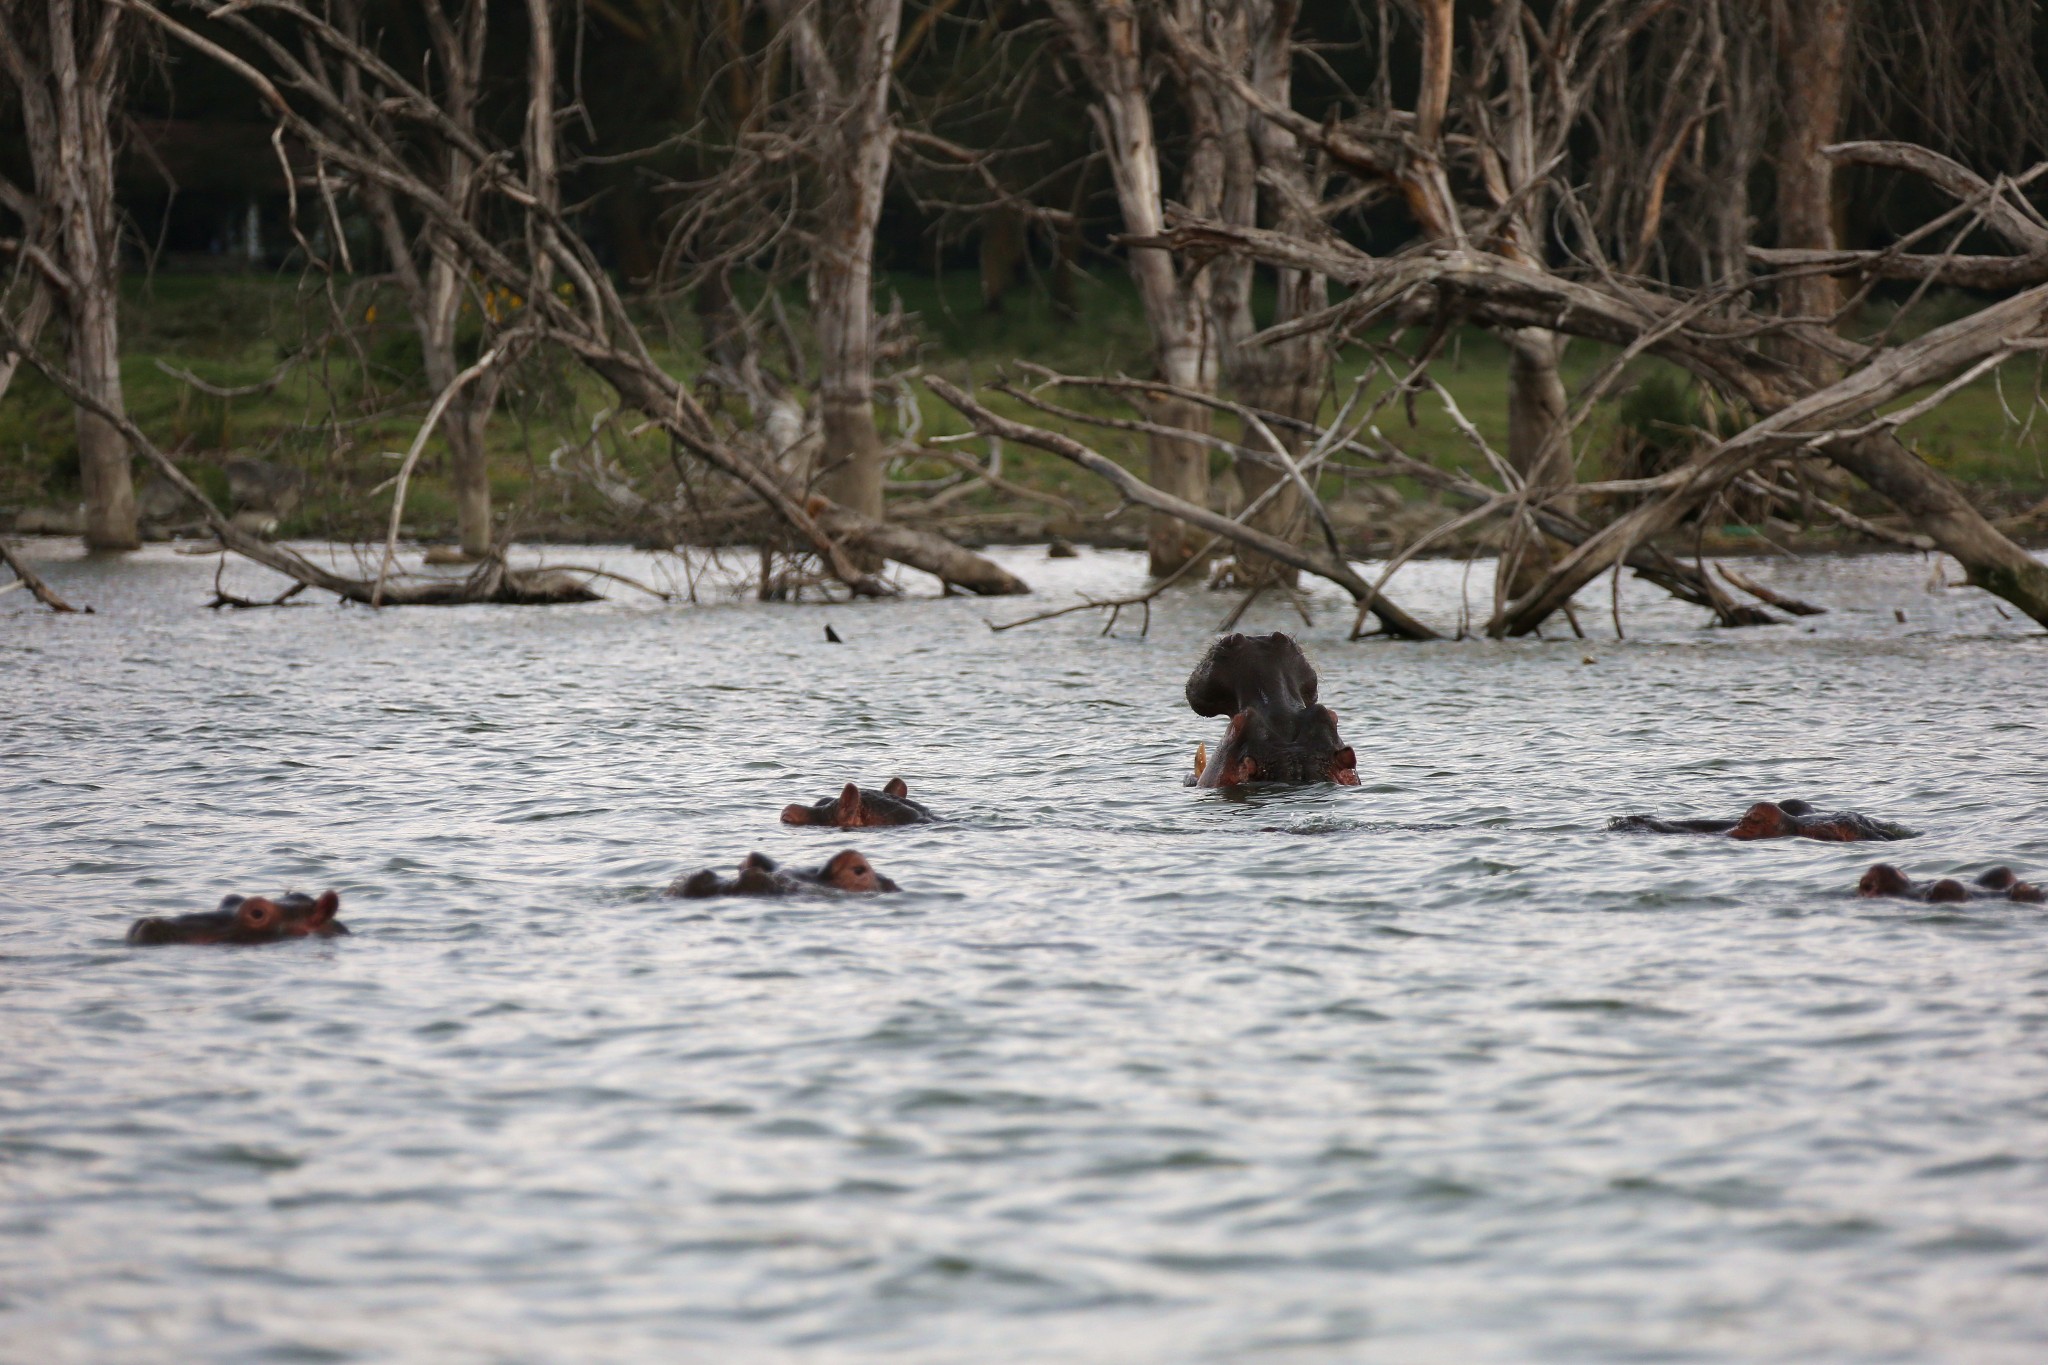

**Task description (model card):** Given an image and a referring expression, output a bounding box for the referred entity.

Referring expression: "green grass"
[4,270,2045,543]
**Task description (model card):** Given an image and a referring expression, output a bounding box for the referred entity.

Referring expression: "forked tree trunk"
[1486,9,1573,606]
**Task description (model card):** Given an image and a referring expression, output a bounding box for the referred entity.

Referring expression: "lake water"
[4,540,2046,1363]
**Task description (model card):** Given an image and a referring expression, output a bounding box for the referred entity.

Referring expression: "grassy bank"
[4,270,2045,550]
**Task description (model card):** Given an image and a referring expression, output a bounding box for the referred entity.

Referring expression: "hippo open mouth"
[1184,632,1359,789]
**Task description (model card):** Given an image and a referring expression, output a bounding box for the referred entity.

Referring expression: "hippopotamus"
[127,891,348,946]
[667,850,899,898]
[1857,864,2045,904]
[781,778,933,827]
[1184,632,1358,788]
[1609,799,1914,842]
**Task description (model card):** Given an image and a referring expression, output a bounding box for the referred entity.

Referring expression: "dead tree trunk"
[1210,0,1328,589]
[351,0,503,559]
[775,0,902,527]
[1049,0,1221,577]
[1773,0,1855,378]
[1,0,137,550]
[1472,4,1575,605]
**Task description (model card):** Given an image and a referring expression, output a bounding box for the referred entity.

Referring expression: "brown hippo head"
[1186,633,1358,787]
[128,891,347,946]
[781,778,933,828]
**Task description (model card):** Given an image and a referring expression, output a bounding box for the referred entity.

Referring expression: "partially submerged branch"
[0,537,89,613]
[925,376,1439,640]
[2,314,596,607]
[1144,215,2048,632]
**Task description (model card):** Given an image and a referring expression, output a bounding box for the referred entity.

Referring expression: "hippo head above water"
[781,778,933,828]
[1186,632,1358,788]
[127,891,348,946]
[670,850,900,898]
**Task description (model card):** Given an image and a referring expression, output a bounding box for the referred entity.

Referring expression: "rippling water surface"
[4,541,2047,1362]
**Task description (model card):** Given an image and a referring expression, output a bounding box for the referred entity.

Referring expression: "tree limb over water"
[926,375,1438,640]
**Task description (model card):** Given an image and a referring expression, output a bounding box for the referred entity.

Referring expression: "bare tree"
[115,0,1025,603]
[342,0,506,559]
[1773,0,1856,380]
[1047,0,1226,577]
[770,0,903,527]
[1181,0,1330,589]
[958,0,2048,637]
[0,0,137,550]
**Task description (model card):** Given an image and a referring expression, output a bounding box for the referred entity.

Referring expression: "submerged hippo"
[1858,864,2045,904]
[667,850,899,898]
[127,891,348,946]
[781,778,934,828]
[1609,800,1914,842]
[1184,632,1358,788]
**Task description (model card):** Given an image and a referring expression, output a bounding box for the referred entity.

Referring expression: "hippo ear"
[309,891,340,925]
[742,852,778,874]
[838,782,865,823]
[884,777,909,799]
[237,897,280,931]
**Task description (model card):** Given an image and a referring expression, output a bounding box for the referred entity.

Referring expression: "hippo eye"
[239,900,278,929]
